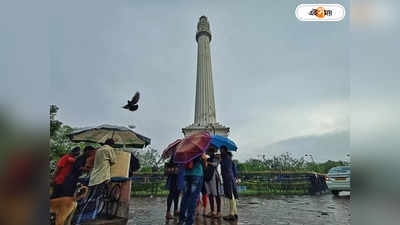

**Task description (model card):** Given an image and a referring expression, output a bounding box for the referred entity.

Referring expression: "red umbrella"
[161,139,182,159]
[173,131,212,164]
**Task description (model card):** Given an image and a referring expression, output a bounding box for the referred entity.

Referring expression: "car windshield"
[328,166,350,173]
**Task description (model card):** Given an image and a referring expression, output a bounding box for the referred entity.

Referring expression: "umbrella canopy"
[161,139,182,159]
[67,124,151,148]
[210,135,238,151]
[174,131,212,164]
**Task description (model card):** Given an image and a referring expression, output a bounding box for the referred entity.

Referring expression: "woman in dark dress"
[62,146,95,196]
[220,146,238,221]
[165,156,183,219]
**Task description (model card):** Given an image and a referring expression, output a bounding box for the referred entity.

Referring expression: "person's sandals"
[223,215,236,221]
[166,212,173,220]
[214,212,222,218]
[206,212,215,218]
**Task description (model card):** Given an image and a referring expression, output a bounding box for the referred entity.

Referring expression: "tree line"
[50,105,348,175]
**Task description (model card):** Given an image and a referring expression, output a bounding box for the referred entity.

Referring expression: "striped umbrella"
[67,124,151,148]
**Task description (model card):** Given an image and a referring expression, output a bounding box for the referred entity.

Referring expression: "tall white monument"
[182,16,230,137]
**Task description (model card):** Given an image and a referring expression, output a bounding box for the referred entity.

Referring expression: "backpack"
[182,156,205,170]
[182,160,194,169]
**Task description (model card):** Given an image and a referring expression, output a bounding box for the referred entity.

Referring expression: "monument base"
[182,123,230,137]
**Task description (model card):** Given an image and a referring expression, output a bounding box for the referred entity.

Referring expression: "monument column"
[182,16,230,137]
[194,16,216,126]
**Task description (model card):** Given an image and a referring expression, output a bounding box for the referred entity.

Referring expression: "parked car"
[326,166,351,196]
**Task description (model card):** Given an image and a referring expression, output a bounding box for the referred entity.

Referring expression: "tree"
[236,152,347,173]
[50,105,62,137]
[271,153,306,171]
[316,160,347,174]
[134,147,162,172]
[236,158,268,172]
[49,105,77,175]
[237,153,307,172]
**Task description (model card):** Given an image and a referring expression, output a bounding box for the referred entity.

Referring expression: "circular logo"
[316,7,325,18]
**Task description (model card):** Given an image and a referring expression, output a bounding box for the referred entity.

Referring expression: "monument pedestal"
[182,123,229,137]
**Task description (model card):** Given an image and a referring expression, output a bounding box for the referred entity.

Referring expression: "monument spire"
[182,16,230,137]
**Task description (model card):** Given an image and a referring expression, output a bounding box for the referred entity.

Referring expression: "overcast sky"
[49,0,349,161]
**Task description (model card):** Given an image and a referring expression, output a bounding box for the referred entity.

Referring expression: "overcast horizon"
[50,0,349,162]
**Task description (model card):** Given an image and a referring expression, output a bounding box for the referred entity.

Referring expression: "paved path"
[128,192,351,225]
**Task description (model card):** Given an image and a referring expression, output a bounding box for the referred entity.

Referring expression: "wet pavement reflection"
[128,192,350,225]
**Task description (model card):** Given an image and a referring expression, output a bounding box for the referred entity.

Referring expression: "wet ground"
[128,192,350,225]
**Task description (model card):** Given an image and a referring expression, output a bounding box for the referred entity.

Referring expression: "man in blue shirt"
[178,154,206,225]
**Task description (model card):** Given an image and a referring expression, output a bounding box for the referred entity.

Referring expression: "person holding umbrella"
[173,132,212,225]
[204,146,223,218]
[178,153,207,225]
[220,146,238,221]
[208,135,239,220]
[161,139,184,219]
[165,155,183,220]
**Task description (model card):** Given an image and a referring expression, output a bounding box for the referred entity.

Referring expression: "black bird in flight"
[123,92,140,111]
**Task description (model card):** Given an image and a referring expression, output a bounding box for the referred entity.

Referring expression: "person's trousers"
[179,176,203,225]
[223,195,238,216]
[196,193,208,209]
[167,190,180,213]
[209,195,221,212]
[229,195,238,215]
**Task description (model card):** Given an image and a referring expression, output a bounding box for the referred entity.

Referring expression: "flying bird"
[123,92,140,112]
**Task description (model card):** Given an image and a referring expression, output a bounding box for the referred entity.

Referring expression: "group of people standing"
[50,138,119,224]
[165,145,239,225]
[51,145,97,199]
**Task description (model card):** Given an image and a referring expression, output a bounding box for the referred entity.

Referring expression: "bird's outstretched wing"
[130,92,140,105]
[129,104,138,111]
[122,91,140,111]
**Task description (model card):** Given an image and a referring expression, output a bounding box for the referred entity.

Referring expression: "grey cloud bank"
[50,0,349,161]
